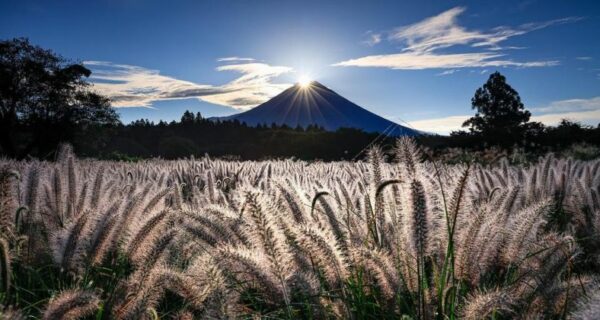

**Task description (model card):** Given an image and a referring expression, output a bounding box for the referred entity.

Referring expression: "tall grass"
[0,138,599,319]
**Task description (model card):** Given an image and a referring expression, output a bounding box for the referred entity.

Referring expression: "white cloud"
[334,7,579,70]
[362,31,382,46]
[576,56,592,61]
[437,69,459,76]
[531,109,600,126]
[85,60,293,110]
[532,96,600,113]
[389,7,481,53]
[471,17,581,49]
[217,57,256,62]
[408,96,600,134]
[203,63,293,109]
[408,115,470,134]
[333,52,558,70]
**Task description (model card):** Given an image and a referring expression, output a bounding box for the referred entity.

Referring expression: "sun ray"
[298,75,312,88]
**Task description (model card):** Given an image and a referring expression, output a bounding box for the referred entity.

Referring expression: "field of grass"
[1,139,599,319]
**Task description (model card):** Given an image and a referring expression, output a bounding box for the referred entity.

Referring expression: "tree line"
[77,114,385,161]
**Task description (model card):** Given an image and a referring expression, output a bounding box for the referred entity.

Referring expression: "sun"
[298,75,312,88]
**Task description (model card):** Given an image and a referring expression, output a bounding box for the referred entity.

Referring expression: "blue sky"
[1,0,600,133]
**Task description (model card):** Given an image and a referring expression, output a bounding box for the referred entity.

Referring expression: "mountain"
[216,81,420,136]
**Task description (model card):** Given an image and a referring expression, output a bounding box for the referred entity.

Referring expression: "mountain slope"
[217,81,420,136]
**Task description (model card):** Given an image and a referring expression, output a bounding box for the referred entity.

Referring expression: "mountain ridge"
[214,81,420,136]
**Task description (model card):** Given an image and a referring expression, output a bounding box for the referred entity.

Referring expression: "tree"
[0,38,119,158]
[462,71,531,147]
[180,110,195,124]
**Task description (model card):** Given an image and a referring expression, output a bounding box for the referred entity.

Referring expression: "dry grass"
[0,138,599,319]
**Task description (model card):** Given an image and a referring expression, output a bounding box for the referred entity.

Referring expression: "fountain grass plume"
[460,289,512,320]
[0,237,11,297]
[42,289,100,320]
[1,139,600,318]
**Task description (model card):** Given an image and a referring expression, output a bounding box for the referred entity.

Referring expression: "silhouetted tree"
[181,110,195,124]
[0,38,119,158]
[462,71,531,147]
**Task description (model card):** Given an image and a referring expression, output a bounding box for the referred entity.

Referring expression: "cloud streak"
[334,7,579,70]
[217,56,256,62]
[407,115,470,134]
[437,69,459,76]
[86,60,293,110]
[335,52,558,70]
[532,96,600,113]
[362,31,382,46]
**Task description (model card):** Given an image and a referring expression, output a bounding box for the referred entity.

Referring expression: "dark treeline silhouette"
[422,119,600,152]
[75,111,389,160]
[71,111,600,161]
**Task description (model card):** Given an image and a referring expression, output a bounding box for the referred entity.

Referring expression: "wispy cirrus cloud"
[217,56,256,62]
[85,60,293,110]
[532,96,600,113]
[406,96,600,134]
[202,63,293,108]
[334,52,558,70]
[362,31,382,46]
[334,7,580,70]
[437,69,459,76]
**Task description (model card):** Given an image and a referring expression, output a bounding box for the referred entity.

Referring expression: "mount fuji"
[216,81,420,136]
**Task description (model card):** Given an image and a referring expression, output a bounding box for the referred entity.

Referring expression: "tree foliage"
[462,71,532,146]
[0,38,118,158]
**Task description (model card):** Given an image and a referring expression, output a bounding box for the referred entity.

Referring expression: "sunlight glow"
[298,75,312,88]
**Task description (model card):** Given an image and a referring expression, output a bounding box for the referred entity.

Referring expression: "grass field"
[1,138,599,319]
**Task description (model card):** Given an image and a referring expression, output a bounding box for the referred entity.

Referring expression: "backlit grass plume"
[0,140,599,318]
